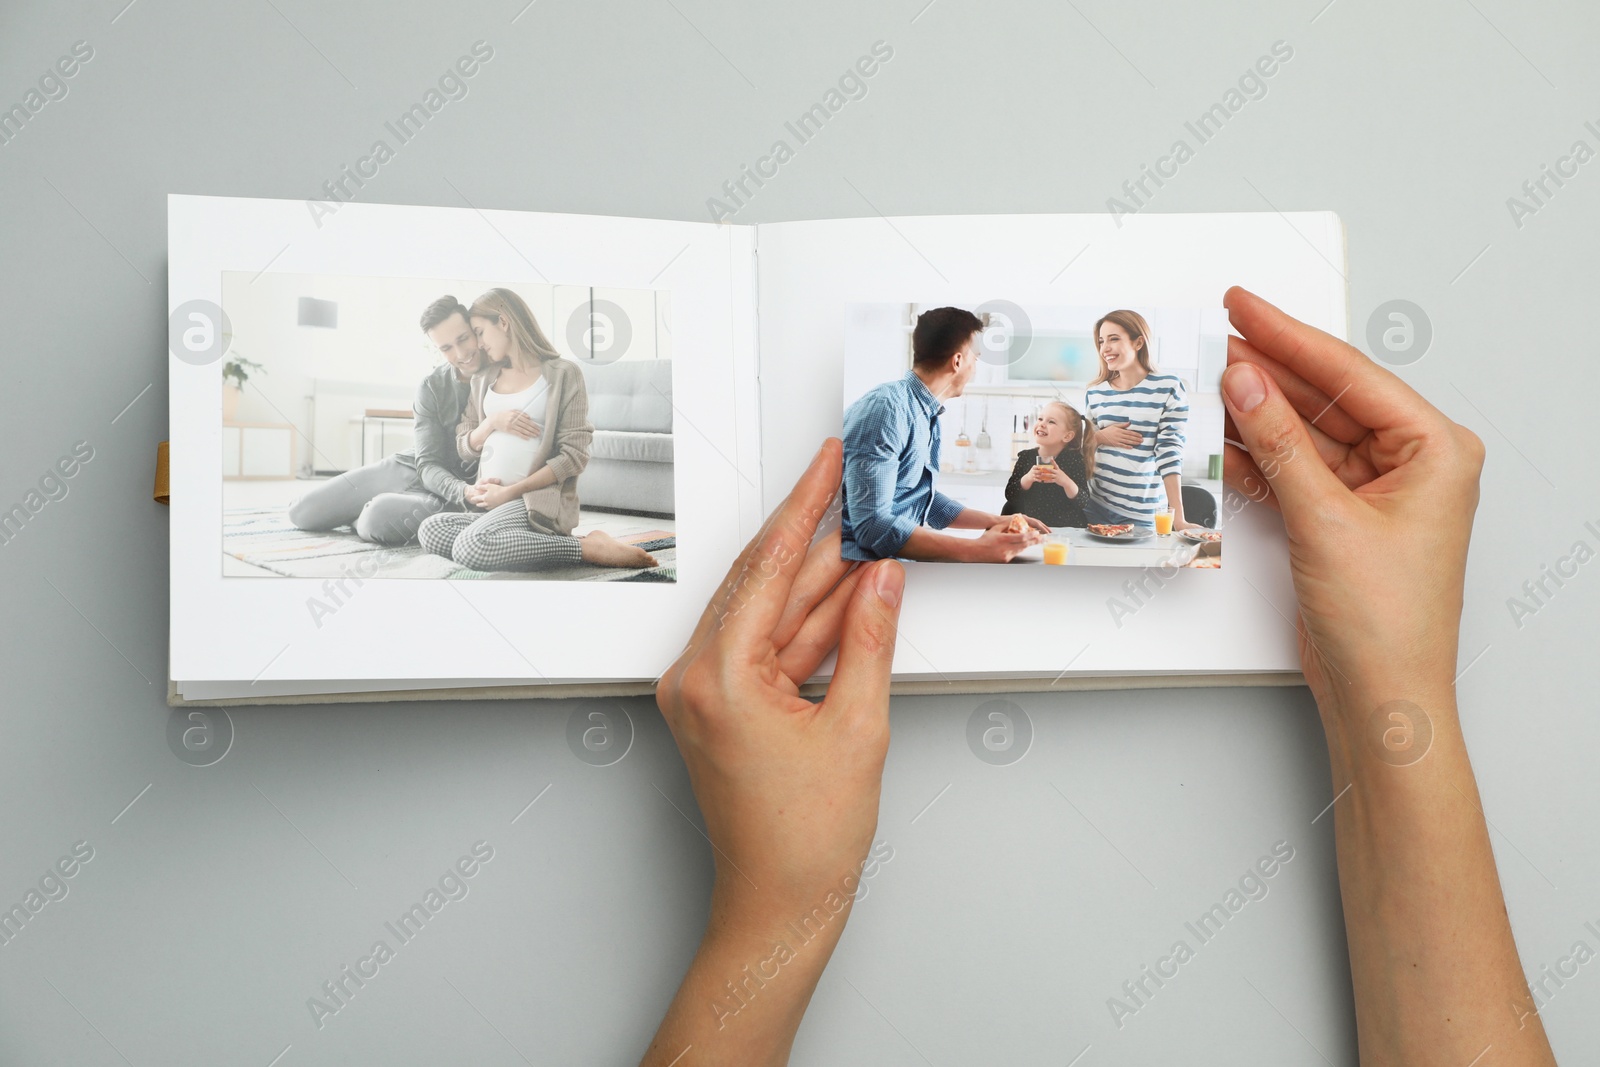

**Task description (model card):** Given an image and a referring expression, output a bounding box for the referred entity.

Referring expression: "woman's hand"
[486,408,540,439]
[643,440,904,1066]
[1219,286,1485,714]
[657,439,902,914]
[468,478,517,510]
[1221,291,1558,1066]
[1097,423,1143,449]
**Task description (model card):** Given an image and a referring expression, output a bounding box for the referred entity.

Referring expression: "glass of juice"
[1153,506,1174,536]
[1042,536,1069,565]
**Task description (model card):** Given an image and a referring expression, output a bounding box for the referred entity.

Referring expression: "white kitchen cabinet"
[222,423,295,480]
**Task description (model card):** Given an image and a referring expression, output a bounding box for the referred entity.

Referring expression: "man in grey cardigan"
[287,295,484,545]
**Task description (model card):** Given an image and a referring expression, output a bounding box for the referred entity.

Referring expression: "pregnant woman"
[418,288,656,572]
[1084,309,1198,531]
[1002,399,1095,527]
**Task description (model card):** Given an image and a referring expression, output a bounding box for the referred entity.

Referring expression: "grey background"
[1,0,1596,1063]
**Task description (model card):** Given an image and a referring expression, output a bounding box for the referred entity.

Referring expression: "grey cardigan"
[455,357,592,536]
[395,363,474,507]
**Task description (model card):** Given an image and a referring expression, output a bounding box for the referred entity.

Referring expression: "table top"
[1024,527,1209,567]
[943,524,1216,567]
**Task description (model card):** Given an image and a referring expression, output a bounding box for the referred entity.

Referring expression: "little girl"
[1003,400,1096,528]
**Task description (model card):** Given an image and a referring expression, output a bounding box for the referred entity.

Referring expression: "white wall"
[221,272,670,474]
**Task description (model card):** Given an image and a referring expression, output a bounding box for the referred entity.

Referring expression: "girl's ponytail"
[1077,408,1097,480]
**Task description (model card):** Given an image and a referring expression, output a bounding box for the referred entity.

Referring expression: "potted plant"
[221,356,264,423]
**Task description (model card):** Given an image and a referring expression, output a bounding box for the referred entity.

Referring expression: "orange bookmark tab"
[154,441,170,505]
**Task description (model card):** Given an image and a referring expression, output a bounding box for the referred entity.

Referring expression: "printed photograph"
[841,301,1226,569]
[218,272,677,583]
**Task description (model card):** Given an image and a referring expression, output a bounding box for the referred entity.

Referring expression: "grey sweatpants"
[286,455,447,545]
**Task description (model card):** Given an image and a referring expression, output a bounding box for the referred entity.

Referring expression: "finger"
[775,563,860,686]
[1220,362,1347,520]
[820,560,903,726]
[1224,287,1435,433]
[1231,389,1378,491]
[1223,442,1281,512]
[1227,335,1367,445]
[772,531,855,651]
[690,439,842,652]
[1303,418,1380,490]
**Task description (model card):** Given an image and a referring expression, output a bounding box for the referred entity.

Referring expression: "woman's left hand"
[642,440,905,1065]
[1097,423,1143,449]
[1172,519,1203,532]
[469,478,516,510]
[657,440,902,911]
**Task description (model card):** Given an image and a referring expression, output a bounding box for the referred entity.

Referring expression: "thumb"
[826,560,903,722]
[1221,362,1345,520]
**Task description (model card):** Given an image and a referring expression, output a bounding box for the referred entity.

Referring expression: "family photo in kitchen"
[216,271,678,583]
[840,301,1226,570]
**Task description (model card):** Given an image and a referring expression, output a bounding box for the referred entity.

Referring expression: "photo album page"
[168,195,760,702]
[754,212,1346,685]
[168,197,1344,702]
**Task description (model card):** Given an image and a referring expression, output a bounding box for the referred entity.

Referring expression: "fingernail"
[1223,363,1267,413]
[874,561,903,608]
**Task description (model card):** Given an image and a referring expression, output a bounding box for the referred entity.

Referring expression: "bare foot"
[579,530,658,569]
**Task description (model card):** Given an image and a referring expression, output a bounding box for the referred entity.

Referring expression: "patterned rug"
[223,509,676,582]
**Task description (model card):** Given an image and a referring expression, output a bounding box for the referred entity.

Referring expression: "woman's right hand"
[487,409,540,439]
[1219,287,1485,716]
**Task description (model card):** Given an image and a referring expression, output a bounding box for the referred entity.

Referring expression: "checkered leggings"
[417,500,583,572]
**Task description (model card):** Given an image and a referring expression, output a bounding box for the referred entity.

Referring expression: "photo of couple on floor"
[219,276,677,583]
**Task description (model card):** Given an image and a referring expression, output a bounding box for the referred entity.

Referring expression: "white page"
[169,195,760,688]
[756,212,1347,680]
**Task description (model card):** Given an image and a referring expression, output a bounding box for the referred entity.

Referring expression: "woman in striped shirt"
[1083,309,1199,530]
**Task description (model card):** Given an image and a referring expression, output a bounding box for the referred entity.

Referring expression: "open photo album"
[167,195,1347,704]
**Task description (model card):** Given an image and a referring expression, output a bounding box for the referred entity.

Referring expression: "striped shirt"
[841,371,967,560]
[1086,372,1189,523]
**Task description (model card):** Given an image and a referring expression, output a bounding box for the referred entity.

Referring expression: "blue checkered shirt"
[841,371,967,560]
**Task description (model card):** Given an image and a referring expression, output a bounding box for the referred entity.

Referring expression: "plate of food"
[1179,528,1223,544]
[1085,522,1152,543]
